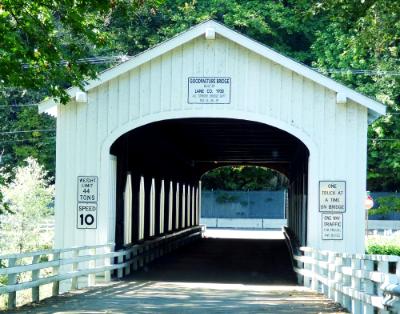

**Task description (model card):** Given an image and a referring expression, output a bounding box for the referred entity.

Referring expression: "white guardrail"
[285,235,400,313]
[0,226,203,310]
[294,248,400,313]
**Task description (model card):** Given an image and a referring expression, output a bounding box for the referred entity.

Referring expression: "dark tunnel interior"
[110,118,308,182]
[110,118,309,276]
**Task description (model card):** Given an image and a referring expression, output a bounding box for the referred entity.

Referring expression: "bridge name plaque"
[77,176,98,229]
[187,77,231,104]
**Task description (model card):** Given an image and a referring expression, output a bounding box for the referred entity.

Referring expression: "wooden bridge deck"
[9,280,346,314]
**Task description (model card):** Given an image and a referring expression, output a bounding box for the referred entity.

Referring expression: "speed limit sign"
[77,203,97,229]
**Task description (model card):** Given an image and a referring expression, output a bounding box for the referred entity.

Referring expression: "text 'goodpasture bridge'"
[1,20,398,313]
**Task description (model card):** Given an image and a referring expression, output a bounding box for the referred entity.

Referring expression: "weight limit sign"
[77,202,97,229]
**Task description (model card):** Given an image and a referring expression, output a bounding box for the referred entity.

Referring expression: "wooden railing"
[0,225,204,310]
[293,247,400,313]
[282,226,400,313]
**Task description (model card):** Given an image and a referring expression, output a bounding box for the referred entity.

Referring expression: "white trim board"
[38,20,386,119]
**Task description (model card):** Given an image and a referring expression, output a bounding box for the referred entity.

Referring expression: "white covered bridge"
[1,20,398,314]
[39,20,385,253]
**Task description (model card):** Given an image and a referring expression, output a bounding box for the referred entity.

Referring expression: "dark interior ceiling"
[110,118,309,182]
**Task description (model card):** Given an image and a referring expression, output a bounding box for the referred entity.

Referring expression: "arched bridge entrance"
[39,20,385,254]
[110,118,309,249]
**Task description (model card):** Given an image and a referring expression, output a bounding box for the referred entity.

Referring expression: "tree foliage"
[202,166,288,191]
[104,0,400,191]
[0,0,116,104]
[105,0,315,63]
[0,89,56,175]
[0,89,56,214]
[369,195,400,216]
[1,0,400,198]
[306,0,400,191]
[0,158,54,253]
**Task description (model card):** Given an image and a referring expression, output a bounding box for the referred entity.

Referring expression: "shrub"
[366,234,400,256]
[0,158,54,254]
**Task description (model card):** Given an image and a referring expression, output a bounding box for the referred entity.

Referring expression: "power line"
[369,138,400,141]
[0,104,38,108]
[0,137,56,145]
[314,68,400,77]
[0,129,55,135]
[5,51,400,76]
[21,55,131,69]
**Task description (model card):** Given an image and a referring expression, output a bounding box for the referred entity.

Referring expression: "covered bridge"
[39,20,385,254]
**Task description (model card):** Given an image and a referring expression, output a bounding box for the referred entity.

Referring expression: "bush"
[0,157,54,254]
[366,234,400,256]
[369,195,400,216]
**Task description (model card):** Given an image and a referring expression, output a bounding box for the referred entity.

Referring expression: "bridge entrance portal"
[110,118,309,249]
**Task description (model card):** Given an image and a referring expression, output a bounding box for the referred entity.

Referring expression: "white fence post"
[304,250,312,288]
[160,180,165,235]
[320,252,328,295]
[7,257,17,310]
[327,252,335,300]
[52,252,60,296]
[181,184,186,229]
[334,254,344,305]
[132,247,138,271]
[311,250,318,291]
[351,257,361,314]
[175,183,180,230]
[88,248,96,286]
[363,259,374,314]
[31,254,40,303]
[168,181,173,232]
[191,186,195,226]
[124,250,131,276]
[71,248,79,290]
[104,245,112,282]
[117,253,124,279]
[342,256,352,311]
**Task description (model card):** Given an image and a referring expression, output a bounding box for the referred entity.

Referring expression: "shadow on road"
[130,238,297,285]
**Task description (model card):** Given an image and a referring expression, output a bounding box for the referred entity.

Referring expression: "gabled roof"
[39,20,386,121]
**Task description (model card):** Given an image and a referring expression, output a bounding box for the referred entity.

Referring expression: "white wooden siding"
[55,35,368,253]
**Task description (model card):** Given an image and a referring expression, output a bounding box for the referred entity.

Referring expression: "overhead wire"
[1,56,400,142]
[20,55,131,69]
[368,138,400,141]
[0,104,39,108]
[0,129,55,135]
[0,137,56,145]
[314,68,400,76]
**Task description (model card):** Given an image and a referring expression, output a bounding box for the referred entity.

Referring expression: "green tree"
[202,166,288,191]
[0,0,159,213]
[104,0,316,63]
[2,0,399,197]
[0,157,54,253]
[0,89,56,214]
[0,0,113,104]
[307,0,400,191]
[369,195,400,216]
